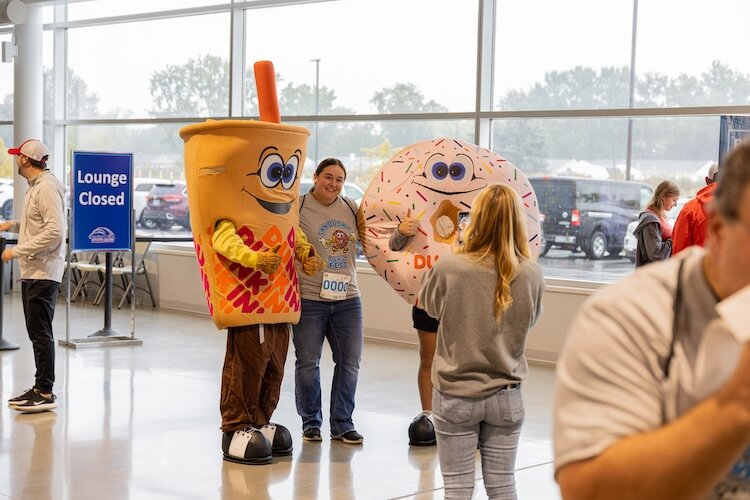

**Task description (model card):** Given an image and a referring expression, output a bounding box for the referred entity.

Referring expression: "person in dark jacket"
[633,180,680,267]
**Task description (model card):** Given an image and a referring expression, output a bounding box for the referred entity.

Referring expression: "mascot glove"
[256,251,282,274]
[302,254,326,276]
[398,218,419,237]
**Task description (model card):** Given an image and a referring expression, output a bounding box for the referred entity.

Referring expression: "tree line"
[0,57,745,183]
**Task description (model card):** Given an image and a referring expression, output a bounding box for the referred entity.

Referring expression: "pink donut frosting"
[360,138,542,306]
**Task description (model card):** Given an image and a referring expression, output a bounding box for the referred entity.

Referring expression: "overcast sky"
[0,0,748,116]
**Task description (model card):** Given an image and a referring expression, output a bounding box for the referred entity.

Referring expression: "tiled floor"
[0,294,560,499]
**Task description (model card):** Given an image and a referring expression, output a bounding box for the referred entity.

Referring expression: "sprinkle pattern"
[360,137,542,307]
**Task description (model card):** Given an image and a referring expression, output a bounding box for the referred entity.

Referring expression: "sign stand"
[0,237,19,351]
[59,151,141,349]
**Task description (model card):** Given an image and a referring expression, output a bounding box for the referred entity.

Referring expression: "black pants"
[21,279,59,394]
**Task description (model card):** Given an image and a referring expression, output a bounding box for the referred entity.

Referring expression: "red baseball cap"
[8,139,49,163]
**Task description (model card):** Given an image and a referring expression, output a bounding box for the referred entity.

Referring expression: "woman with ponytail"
[418,183,545,499]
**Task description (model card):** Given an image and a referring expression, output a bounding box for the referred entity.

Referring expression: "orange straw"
[253,61,280,123]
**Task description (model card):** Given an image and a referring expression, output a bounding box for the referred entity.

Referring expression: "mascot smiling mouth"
[242,188,293,215]
[411,179,487,196]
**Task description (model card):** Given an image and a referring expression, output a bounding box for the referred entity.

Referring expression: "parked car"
[299,178,364,205]
[623,197,689,262]
[141,182,189,230]
[133,178,163,226]
[530,176,653,260]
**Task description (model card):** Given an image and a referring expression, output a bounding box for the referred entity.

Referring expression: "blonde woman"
[419,184,545,499]
[633,180,680,267]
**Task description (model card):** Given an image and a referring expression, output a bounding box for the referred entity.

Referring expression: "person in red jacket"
[672,163,718,255]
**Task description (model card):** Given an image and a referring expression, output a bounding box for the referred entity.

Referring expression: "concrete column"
[12,3,43,217]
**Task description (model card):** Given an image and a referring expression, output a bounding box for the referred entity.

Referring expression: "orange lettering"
[414,254,426,270]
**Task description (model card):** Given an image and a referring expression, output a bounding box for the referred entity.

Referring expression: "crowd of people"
[7,133,750,499]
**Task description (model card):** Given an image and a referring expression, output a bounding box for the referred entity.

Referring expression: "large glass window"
[635,1,750,107]
[244,0,478,117]
[68,123,189,235]
[494,0,633,111]
[0,33,14,123]
[42,0,750,284]
[66,13,230,119]
[495,115,721,281]
[67,0,227,21]
[310,119,474,190]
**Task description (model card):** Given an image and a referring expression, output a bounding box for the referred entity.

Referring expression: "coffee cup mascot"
[180,61,325,465]
[359,138,542,446]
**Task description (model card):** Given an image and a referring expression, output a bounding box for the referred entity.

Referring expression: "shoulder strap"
[340,195,357,219]
[300,193,307,212]
[664,258,687,378]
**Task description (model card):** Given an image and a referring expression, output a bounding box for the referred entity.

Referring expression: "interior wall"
[153,248,601,364]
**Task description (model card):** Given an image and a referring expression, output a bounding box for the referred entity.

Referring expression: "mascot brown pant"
[220,323,289,432]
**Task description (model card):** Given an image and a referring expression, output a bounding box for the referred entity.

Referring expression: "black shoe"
[408,412,436,446]
[8,388,35,407]
[222,428,272,465]
[12,389,56,413]
[332,430,363,445]
[302,427,322,442]
[260,423,293,456]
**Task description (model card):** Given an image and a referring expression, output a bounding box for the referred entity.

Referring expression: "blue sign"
[71,152,133,252]
[719,115,750,166]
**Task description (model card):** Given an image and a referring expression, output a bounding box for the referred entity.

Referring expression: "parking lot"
[539,247,636,282]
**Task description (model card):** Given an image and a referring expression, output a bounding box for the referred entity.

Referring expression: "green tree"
[149,54,229,117]
[497,62,750,167]
[370,83,452,149]
[360,138,400,185]
[0,67,101,120]
[493,120,548,173]
[279,82,340,116]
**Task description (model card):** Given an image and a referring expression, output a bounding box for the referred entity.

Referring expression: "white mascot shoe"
[222,427,273,465]
[260,422,293,456]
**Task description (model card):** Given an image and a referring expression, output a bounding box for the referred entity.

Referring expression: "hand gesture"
[302,254,326,276]
[398,208,418,237]
[256,243,282,274]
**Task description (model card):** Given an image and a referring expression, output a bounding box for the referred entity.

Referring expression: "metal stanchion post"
[0,236,19,350]
[89,251,122,337]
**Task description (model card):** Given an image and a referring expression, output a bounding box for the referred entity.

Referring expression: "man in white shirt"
[554,140,750,499]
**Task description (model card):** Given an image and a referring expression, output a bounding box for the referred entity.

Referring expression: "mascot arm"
[212,219,264,270]
[389,230,412,251]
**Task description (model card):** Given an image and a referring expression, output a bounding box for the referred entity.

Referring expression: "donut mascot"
[180,61,325,465]
[359,138,541,446]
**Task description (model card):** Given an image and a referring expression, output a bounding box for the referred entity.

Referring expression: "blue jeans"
[433,386,524,500]
[293,297,363,436]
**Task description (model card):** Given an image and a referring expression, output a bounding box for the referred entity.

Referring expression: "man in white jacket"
[554,140,750,499]
[2,139,65,413]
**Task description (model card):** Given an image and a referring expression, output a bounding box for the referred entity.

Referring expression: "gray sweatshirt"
[7,170,65,282]
[419,254,544,398]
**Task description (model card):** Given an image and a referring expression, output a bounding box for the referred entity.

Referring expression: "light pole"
[310,58,320,165]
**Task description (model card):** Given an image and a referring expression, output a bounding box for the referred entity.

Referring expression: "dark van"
[529,176,652,260]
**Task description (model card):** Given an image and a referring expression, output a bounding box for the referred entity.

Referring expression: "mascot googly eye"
[359,138,542,307]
